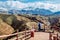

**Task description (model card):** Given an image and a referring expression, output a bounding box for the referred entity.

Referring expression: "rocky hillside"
[0,18,14,35]
[0,14,49,36]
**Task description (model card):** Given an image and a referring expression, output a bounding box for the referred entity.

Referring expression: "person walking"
[38,22,42,31]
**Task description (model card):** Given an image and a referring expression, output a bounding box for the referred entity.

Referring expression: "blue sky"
[19,0,60,3]
[0,0,60,12]
[0,0,60,4]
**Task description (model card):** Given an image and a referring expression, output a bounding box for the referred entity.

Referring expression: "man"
[38,22,40,31]
[38,22,42,31]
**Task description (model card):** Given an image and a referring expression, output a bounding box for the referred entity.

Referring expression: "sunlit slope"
[0,18,14,35]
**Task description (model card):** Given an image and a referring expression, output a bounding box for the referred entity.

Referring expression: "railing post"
[57,33,58,40]
[53,36,57,40]
[49,32,52,40]
[16,30,19,40]
[31,29,34,37]
[53,33,58,40]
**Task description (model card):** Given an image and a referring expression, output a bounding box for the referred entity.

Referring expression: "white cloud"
[0,1,60,12]
[0,7,8,11]
[25,2,60,12]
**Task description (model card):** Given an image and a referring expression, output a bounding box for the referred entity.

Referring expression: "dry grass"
[0,18,14,35]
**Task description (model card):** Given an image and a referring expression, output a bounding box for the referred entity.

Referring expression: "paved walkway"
[29,32,49,40]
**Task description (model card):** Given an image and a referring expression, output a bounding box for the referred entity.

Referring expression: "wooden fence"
[0,30,32,40]
[49,27,60,40]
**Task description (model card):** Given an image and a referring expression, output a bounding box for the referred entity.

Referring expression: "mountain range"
[8,8,60,16]
[0,7,60,16]
[0,1,60,16]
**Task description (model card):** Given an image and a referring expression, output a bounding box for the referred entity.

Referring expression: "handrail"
[52,26,60,29]
[0,30,31,40]
[49,32,60,40]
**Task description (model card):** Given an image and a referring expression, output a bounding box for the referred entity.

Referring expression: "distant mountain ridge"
[48,11,60,16]
[8,8,53,15]
[8,9,60,16]
[0,7,60,16]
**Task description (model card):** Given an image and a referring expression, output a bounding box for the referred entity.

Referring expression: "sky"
[0,0,60,12]
[0,0,60,3]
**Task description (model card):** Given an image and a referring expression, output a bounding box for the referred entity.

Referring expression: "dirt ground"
[29,32,49,40]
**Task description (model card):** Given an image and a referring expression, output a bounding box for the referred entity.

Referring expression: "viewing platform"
[29,32,49,40]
